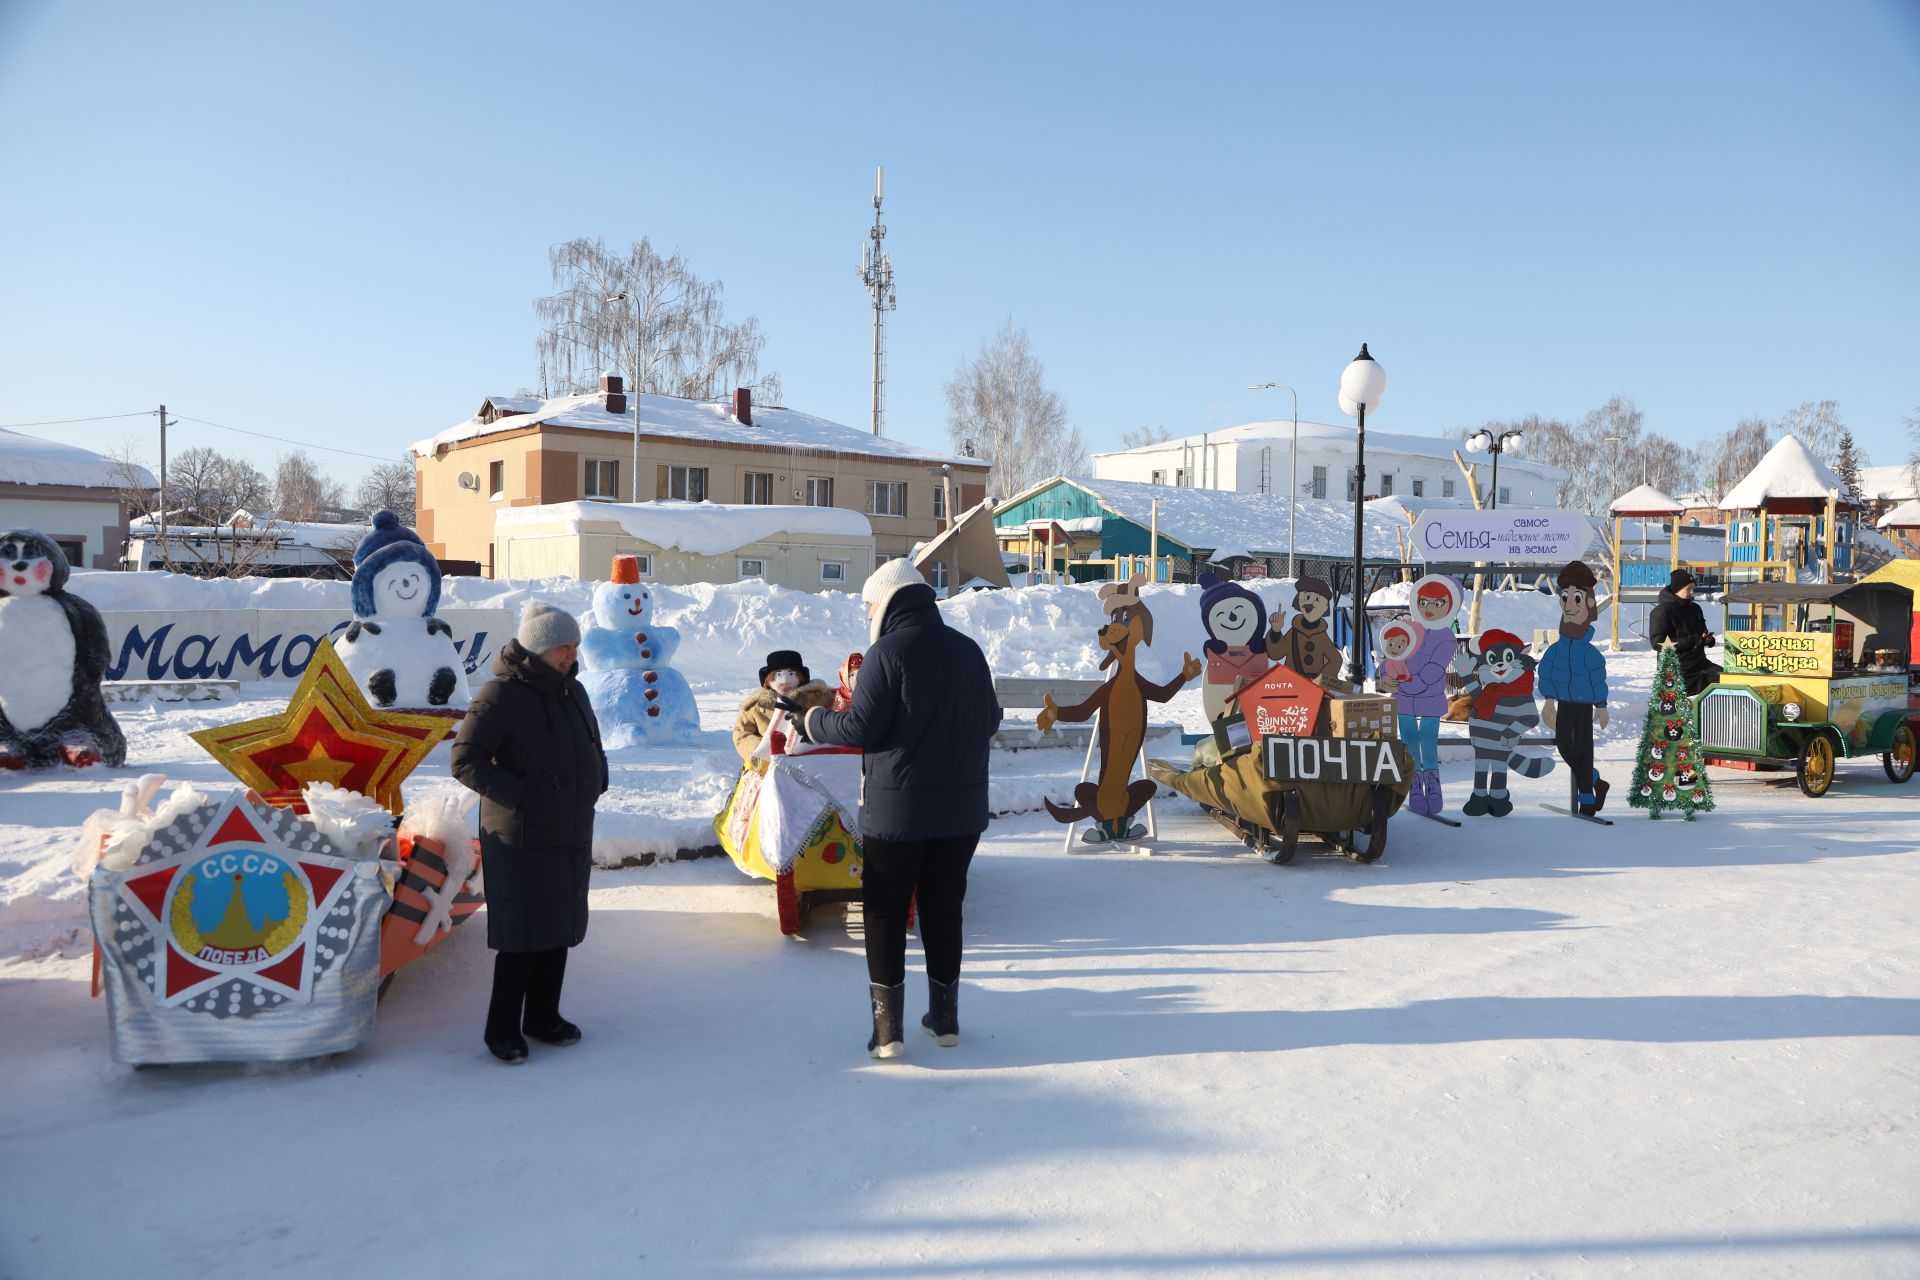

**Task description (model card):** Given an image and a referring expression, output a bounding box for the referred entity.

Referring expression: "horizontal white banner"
[1411,509,1594,563]
[101,609,519,683]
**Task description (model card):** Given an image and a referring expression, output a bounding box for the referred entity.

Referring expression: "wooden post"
[1610,513,1623,652]
[1149,499,1159,583]
[1825,488,1838,579]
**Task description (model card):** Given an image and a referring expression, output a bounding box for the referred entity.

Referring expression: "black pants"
[862,834,978,987]
[1555,701,1598,804]
[1681,658,1722,697]
[486,946,568,1042]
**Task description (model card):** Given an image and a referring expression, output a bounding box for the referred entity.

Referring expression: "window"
[932,485,947,520]
[1380,473,1394,497]
[488,460,504,499]
[742,472,774,505]
[583,458,619,500]
[1311,465,1327,499]
[625,554,653,577]
[1151,469,1167,485]
[1411,479,1424,497]
[806,476,834,507]
[821,560,848,583]
[1443,478,1456,498]
[1175,468,1186,486]
[56,539,85,566]
[930,560,949,592]
[1498,486,1512,506]
[868,481,907,517]
[738,557,765,578]
[658,465,707,502]
[1347,469,1358,501]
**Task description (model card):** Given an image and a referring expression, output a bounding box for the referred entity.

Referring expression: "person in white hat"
[780,558,1001,1059]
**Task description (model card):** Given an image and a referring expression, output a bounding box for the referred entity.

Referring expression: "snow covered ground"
[2,587,1916,1278]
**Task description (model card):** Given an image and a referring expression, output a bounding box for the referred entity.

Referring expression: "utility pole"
[858,165,896,436]
[157,403,172,567]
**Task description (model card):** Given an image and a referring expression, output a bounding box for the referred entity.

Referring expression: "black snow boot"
[921,977,959,1047]
[522,948,580,1046]
[868,981,905,1060]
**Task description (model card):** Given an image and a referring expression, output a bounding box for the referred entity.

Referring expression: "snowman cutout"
[1196,573,1271,722]
[577,554,700,748]
[336,510,470,716]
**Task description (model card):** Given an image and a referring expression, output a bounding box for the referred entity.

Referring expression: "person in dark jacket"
[1648,569,1721,695]
[452,600,609,1064]
[786,558,1002,1060]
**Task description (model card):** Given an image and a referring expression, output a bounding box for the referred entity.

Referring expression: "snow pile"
[1718,435,1849,510]
[1857,463,1919,504]
[0,427,154,489]
[496,500,872,554]
[412,389,978,467]
[1609,484,1683,514]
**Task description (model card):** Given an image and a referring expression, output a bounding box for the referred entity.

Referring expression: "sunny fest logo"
[115,795,355,1011]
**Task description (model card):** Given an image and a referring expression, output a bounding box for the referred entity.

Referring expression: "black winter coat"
[806,584,1002,840]
[1649,588,1716,678]
[452,640,609,953]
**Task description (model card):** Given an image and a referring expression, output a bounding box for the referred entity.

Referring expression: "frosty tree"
[1628,643,1716,820]
[944,318,1086,497]
[534,236,779,403]
[273,451,345,522]
[356,458,416,526]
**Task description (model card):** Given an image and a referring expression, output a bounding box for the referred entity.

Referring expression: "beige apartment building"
[411,381,990,579]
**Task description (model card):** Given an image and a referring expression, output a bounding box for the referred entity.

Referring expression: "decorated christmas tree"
[1629,643,1716,820]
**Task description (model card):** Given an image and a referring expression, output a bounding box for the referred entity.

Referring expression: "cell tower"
[858,164,896,436]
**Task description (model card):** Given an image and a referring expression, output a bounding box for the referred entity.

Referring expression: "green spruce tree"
[1628,643,1716,820]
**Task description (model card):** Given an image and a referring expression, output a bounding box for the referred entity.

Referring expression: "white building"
[0,428,154,569]
[1091,419,1566,509]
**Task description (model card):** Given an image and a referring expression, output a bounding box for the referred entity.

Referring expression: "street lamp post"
[1465,426,1525,509]
[1339,345,1387,684]
[1248,381,1300,578]
[606,292,643,502]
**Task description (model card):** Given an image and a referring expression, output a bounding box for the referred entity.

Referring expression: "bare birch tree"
[944,318,1086,498]
[534,237,780,404]
[1774,399,1845,465]
[1907,406,1920,493]
[356,458,417,524]
[274,451,345,522]
[1118,425,1174,450]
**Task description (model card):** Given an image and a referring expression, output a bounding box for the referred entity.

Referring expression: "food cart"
[1695,581,1917,797]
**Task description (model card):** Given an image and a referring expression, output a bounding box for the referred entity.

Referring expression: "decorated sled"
[83,638,483,1065]
[715,739,866,936]
[1156,660,1414,863]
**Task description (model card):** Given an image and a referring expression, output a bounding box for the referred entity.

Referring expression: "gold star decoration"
[191,639,452,815]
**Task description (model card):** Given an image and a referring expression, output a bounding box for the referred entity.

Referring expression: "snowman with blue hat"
[336,509,470,714]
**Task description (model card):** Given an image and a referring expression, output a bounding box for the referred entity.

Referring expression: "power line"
[174,416,400,464]
[0,411,155,429]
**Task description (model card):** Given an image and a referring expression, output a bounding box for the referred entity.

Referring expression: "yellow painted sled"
[714,750,866,936]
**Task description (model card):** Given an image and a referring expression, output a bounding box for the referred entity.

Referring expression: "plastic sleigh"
[713,720,910,936]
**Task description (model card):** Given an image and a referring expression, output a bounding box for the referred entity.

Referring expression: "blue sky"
[1,0,1915,491]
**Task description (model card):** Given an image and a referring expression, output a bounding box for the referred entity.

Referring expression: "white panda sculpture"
[335,510,470,716]
[0,529,127,769]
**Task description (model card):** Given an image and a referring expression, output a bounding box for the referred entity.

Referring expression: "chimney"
[601,373,626,416]
[732,386,752,426]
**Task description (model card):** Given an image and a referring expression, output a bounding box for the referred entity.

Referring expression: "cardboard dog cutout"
[1038,575,1201,843]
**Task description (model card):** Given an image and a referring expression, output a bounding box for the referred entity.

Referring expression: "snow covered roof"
[1857,464,1919,504]
[1719,435,1853,510]
[0,427,154,490]
[1610,484,1683,515]
[1365,495,1467,525]
[493,500,873,556]
[1005,476,1408,561]
[413,390,982,468]
[1876,499,1920,529]
[1091,418,1568,481]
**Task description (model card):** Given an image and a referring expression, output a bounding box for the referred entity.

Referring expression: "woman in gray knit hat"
[452,599,608,1063]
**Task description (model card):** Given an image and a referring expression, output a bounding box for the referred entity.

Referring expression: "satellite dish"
[458,471,478,491]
